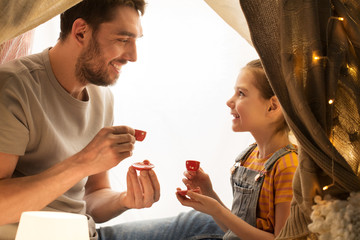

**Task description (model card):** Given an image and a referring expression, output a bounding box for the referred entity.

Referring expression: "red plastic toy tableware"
[177,188,200,196]
[135,129,146,141]
[132,160,154,171]
[186,160,200,171]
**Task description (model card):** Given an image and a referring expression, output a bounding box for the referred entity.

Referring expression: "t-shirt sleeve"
[273,151,298,204]
[0,77,29,155]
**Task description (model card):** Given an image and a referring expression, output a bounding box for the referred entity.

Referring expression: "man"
[0,0,160,239]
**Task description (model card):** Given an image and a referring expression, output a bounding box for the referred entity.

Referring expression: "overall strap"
[234,143,257,164]
[264,144,298,172]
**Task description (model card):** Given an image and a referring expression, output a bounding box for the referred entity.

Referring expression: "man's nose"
[123,41,137,62]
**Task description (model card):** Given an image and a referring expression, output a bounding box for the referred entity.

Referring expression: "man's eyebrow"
[117,31,143,38]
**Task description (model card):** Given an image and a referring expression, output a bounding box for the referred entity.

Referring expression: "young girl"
[176,59,298,240]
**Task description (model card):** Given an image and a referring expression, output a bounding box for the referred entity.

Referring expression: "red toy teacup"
[176,188,200,196]
[186,160,200,171]
[134,129,146,141]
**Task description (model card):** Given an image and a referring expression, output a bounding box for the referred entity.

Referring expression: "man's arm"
[0,126,136,225]
[0,152,90,225]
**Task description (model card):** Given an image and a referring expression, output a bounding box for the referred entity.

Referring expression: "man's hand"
[76,126,136,176]
[120,166,161,209]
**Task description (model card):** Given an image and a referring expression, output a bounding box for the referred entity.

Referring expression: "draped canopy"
[238,0,360,239]
[0,0,80,44]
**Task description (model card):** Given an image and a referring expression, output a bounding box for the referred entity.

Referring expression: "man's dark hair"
[59,0,146,41]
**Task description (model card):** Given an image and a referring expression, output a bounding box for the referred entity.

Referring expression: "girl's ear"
[71,18,89,46]
[268,96,281,112]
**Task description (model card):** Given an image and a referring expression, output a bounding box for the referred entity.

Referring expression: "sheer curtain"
[0,31,34,64]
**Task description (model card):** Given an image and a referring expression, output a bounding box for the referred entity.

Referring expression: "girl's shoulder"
[273,147,299,173]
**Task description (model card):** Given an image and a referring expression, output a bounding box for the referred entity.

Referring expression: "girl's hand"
[182,167,214,197]
[176,188,223,217]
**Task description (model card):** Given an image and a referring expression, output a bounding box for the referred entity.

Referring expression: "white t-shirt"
[0,48,114,239]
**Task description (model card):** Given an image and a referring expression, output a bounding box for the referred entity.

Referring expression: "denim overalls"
[223,144,297,240]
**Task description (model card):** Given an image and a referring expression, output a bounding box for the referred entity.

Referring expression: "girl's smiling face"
[226,69,270,133]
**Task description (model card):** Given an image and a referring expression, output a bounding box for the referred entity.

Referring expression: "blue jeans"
[97,210,224,240]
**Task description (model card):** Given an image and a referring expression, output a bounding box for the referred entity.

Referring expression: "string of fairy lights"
[312,15,344,191]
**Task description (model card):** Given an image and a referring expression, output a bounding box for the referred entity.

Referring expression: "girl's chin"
[232,125,244,132]
[232,126,240,132]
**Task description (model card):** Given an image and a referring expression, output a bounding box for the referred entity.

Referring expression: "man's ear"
[71,18,88,46]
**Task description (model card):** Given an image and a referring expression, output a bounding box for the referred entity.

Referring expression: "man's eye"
[118,38,129,43]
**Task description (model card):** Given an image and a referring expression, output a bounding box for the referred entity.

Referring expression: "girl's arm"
[179,167,229,230]
[182,168,228,209]
[273,202,290,236]
[177,191,290,240]
[176,189,229,232]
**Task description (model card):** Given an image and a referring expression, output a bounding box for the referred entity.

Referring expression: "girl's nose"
[226,98,234,108]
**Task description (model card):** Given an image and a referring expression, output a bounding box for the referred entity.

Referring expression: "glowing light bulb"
[313,54,326,61]
[328,99,334,104]
[329,16,344,21]
[323,183,334,191]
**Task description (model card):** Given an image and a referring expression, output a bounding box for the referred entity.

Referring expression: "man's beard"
[75,37,116,86]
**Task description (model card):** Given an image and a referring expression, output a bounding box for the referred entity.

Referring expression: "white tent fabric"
[0,0,252,55]
[0,0,80,44]
[204,0,252,46]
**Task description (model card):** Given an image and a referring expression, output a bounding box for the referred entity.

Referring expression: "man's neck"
[48,42,87,100]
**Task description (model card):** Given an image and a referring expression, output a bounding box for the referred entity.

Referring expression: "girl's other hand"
[182,167,214,197]
[176,188,222,217]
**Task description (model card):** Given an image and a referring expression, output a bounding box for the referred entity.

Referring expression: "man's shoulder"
[0,50,45,72]
[0,51,47,89]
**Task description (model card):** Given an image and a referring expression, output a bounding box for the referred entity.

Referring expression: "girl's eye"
[238,91,245,96]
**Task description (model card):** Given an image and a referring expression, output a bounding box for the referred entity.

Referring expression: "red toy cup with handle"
[134,129,146,141]
[186,160,200,171]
